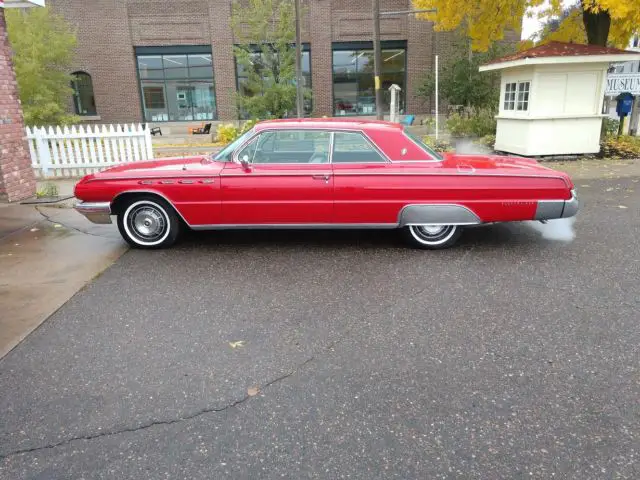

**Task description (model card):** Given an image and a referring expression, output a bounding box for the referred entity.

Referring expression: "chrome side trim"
[190,223,398,231]
[220,171,332,177]
[398,204,481,227]
[75,201,112,224]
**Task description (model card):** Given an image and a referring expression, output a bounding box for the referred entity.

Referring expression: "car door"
[220,129,334,225]
[331,130,397,224]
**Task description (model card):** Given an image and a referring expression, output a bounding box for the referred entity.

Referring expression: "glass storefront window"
[332,45,406,116]
[136,50,217,122]
[235,45,312,118]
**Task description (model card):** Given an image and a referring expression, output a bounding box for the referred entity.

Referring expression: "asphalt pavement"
[0,177,638,479]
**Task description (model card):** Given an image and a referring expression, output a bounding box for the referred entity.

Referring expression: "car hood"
[77,156,226,183]
[100,156,210,175]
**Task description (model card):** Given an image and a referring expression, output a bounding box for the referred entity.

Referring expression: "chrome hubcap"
[418,225,446,235]
[130,206,166,240]
[409,224,457,246]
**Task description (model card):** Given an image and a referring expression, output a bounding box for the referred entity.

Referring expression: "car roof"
[254,118,404,133]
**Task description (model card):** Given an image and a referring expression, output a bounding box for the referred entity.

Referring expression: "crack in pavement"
[34,206,107,238]
[0,356,315,460]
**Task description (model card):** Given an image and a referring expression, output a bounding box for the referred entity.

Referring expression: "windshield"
[211,129,255,162]
[403,129,443,160]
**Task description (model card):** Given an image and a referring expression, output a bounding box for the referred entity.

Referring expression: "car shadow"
[177,222,554,251]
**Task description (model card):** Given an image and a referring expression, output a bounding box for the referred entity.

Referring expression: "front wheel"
[117,196,181,249]
[403,224,462,250]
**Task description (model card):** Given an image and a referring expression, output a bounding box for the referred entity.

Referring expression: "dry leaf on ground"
[247,386,260,397]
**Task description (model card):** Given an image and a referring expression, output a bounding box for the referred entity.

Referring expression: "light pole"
[372,0,383,119]
[294,0,304,118]
[372,6,437,121]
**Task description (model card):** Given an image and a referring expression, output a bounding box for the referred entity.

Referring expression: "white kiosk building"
[479,42,640,156]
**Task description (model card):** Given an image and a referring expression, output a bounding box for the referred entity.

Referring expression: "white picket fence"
[27,124,154,178]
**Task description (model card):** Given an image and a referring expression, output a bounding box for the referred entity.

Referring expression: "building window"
[503,83,516,110]
[504,81,529,111]
[71,72,97,116]
[516,81,530,111]
[136,47,217,122]
[235,44,312,118]
[332,42,406,116]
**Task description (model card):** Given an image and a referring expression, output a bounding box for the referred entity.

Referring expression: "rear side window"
[332,132,387,163]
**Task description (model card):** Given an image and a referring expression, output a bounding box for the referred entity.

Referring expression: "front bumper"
[75,201,112,224]
[535,189,579,220]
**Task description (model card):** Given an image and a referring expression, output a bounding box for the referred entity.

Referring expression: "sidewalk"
[0,204,127,358]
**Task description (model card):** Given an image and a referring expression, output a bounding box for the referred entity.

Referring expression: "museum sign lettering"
[606,73,640,95]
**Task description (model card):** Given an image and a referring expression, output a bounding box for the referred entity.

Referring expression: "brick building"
[48,0,515,125]
[0,9,36,202]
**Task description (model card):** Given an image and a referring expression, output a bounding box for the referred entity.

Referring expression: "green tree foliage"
[416,35,513,109]
[232,0,306,119]
[5,7,78,126]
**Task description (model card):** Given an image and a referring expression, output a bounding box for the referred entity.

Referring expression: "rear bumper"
[75,201,112,224]
[535,189,579,220]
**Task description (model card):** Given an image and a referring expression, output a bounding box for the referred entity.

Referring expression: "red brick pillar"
[0,9,36,202]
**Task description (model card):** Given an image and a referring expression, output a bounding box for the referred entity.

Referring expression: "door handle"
[312,174,331,183]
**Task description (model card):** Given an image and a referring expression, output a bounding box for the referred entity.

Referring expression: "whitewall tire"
[403,224,462,250]
[117,196,180,249]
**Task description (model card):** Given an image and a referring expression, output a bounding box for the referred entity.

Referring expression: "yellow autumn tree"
[412,0,640,51]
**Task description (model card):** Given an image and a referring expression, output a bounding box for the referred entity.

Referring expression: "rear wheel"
[403,224,461,250]
[116,196,180,249]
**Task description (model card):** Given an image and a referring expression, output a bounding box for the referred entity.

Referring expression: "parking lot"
[1,176,638,479]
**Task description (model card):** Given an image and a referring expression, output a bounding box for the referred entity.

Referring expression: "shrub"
[422,135,454,153]
[36,182,59,198]
[602,117,620,137]
[600,135,640,159]
[477,134,496,149]
[240,119,258,135]
[445,107,497,138]
[215,123,239,144]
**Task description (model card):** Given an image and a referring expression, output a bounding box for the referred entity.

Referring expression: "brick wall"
[48,0,518,122]
[0,10,36,203]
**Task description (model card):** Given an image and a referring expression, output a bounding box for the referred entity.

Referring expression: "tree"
[231,0,306,119]
[5,7,78,126]
[416,35,513,108]
[411,0,640,50]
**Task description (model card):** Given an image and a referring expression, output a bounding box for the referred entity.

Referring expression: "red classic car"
[74,118,578,249]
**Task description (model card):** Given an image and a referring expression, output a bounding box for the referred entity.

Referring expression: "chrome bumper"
[535,189,579,220]
[75,201,112,224]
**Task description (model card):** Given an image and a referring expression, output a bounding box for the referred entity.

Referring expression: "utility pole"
[372,0,383,120]
[294,0,304,118]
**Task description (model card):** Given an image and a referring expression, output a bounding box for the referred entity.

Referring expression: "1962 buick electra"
[74,118,578,249]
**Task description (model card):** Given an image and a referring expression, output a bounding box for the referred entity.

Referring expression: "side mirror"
[239,154,251,170]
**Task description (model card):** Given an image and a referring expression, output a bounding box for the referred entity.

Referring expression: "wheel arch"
[111,190,189,227]
[398,204,481,227]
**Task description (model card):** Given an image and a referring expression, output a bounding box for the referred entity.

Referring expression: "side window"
[332,132,386,163]
[252,130,331,164]
[236,137,259,163]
